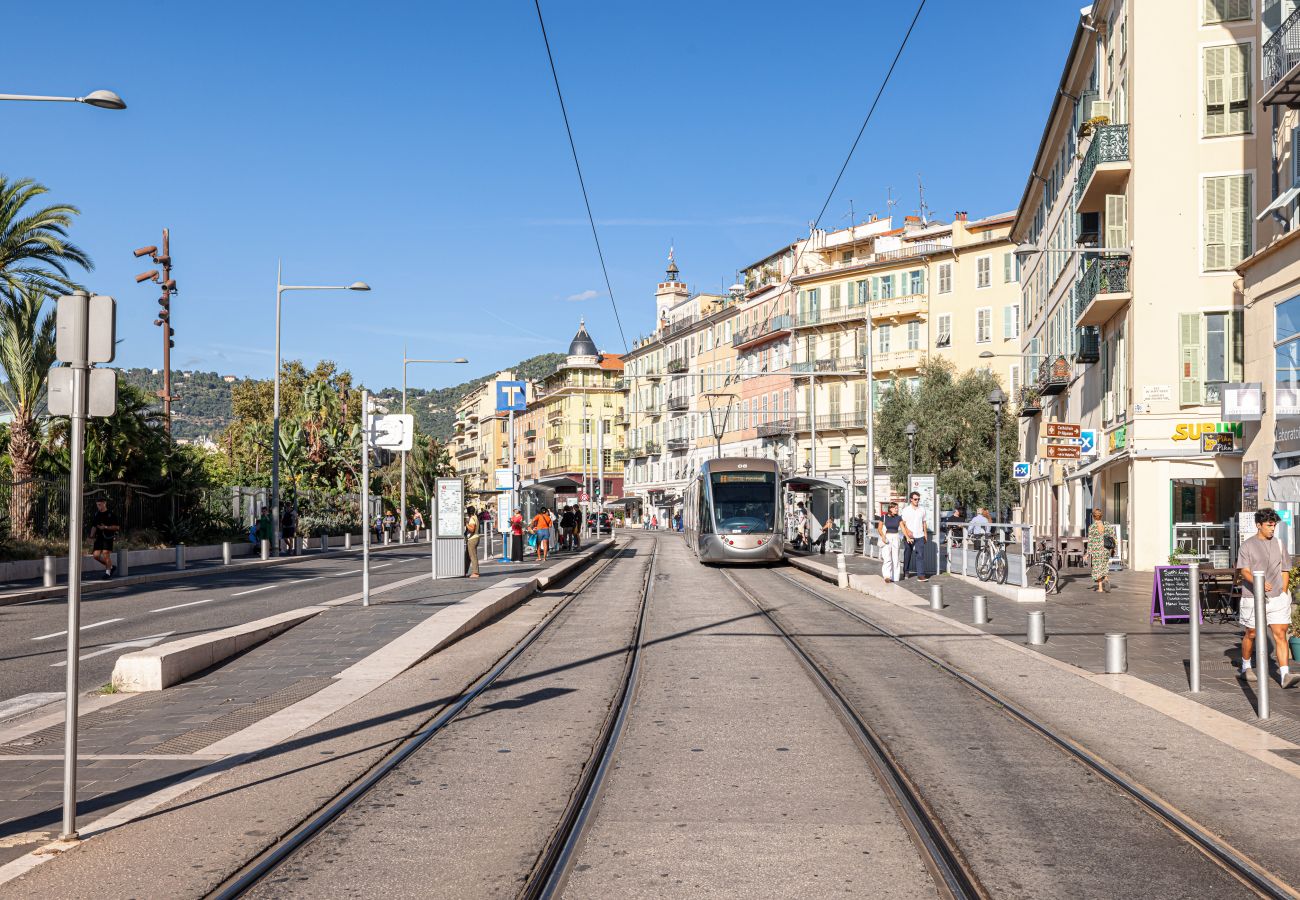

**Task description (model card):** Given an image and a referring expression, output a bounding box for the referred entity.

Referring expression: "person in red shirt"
[510,508,524,562]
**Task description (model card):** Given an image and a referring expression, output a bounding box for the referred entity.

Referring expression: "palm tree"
[0,176,93,539]
[0,176,92,300]
[0,282,57,539]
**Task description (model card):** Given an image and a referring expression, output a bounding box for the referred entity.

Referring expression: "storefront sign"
[1220,382,1262,422]
[1107,425,1127,453]
[1171,422,1244,441]
[1275,417,1300,455]
[1276,388,1300,418]
[1243,460,1258,512]
[1200,432,1236,453]
[1142,384,1174,403]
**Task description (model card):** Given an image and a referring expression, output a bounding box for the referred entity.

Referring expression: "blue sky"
[2,1,1080,391]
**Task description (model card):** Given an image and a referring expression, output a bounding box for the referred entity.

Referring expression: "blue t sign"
[496,380,526,412]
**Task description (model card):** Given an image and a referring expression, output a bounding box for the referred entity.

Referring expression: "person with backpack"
[1085,507,1115,593]
[530,507,553,561]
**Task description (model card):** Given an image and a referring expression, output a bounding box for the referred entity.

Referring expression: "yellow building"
[448,369,527,500]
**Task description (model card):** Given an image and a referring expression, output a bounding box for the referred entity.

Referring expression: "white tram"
[683,457,784,564]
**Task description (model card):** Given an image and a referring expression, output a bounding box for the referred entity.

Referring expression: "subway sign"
[1171,422,1243,442]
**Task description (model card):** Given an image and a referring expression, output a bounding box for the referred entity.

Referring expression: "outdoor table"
[1197,567,1239,623]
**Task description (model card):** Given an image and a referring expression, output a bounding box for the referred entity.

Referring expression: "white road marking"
[150,597,217,613]
[50,632,174,667]
[230,584,278,597]
[31,618,124,642]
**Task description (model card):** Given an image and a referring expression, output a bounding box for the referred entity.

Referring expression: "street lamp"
[904,421,918,483]
[802,460,812,479]
[848,444,860,518]
[401,348,468,543]
[0,89,127,110]
[271,265,370,554]
[988,388,1006,521]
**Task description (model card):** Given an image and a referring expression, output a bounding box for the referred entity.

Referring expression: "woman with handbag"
[1086,508,1115,593]
[465,512,480,578]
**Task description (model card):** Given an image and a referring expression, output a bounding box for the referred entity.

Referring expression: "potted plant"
[1291,602,1300,665]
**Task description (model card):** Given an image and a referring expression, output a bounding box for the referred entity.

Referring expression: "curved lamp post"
[988,387,1006,520]
[0,89,126,110]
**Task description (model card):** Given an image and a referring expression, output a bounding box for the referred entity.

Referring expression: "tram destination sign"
[1044,422,1081,439]
[1044,444,1081,460]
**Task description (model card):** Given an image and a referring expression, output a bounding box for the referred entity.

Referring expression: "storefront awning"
[782,475,849,492]
[1066,451,1130,481]
[1268,472,1300,503]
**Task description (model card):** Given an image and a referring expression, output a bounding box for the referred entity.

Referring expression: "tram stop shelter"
[782,474,848,551]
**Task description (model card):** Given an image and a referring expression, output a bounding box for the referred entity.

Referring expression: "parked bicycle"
[975,534,1008,585]
[1027,543,1060,594]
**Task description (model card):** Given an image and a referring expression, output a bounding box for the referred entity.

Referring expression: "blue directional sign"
[495,380,526,412]
[1078,429,1098,456]
[1012,461,1031,481]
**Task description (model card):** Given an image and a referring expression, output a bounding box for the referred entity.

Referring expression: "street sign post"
[1045,444,1081,460]
[55,291,117,841]
[367,413,414,451]
[1044,422,1081,439]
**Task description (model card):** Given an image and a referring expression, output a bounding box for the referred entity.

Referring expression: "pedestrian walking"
[530,507,553,561]
[256,507,273,547]
[412,508,425,538]
[559,505,576,551]
[465,510,480,578]
[1237,508,1298,688]
[281,505,298,555]
[1085,508,1115,593]
[89,498,121,579]
[510,508,524,562]
[878,502,903,583]
[900,491,930,582]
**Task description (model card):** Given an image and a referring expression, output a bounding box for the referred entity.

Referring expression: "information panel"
[435,478,464,538]
[907,474,937,533]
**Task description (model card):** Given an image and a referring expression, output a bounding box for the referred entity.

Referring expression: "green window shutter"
[1205,176,1228,270]
[1179,313,1204,405]
[1227,174,1252,266]
[1105,194,1128,250]
[1204,47,1226,137]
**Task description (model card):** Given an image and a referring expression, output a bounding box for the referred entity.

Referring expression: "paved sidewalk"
[794,551,1300,742]
[0,548,592,868]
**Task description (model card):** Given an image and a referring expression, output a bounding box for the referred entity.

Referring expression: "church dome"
[568,319,598,358]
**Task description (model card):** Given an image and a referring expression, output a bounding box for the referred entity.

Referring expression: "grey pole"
[222,541,232,565]
[399,345,407,545]
[597,414,605,521]
[175,544,185,571]
[1104,632,1128,673]
[864,298,875,546]
[260,538,270,560]
[43,555,56,587]
[929,583,943,611]
[809,372,817,477]
[1188,561,1201,692]
[271,266,283,558]
[362,390,371,607]
[116,548,129,577]
[1027,609,1046,645]
[345,532,352,550]
[60,290,91,841]
[972,594,988,625]
[508,405,517,544]
[1252,569,1269,719]
[994,413,1002,520]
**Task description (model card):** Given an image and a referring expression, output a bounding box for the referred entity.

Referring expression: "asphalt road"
[0,547,536,707]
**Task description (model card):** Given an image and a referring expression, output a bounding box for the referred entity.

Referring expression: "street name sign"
[1045,444,1081,460]
[1044,422,1081,439]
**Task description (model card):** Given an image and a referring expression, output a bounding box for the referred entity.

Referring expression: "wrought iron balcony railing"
[1266,6,1300,90]
[1076,255,1131,311]
[1076,124,1129,201]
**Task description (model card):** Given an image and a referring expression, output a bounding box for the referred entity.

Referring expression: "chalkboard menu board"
[1150,565,1200,624]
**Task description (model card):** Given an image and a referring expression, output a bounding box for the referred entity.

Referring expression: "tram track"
[205,537,648,900]
[751,565,1298,900]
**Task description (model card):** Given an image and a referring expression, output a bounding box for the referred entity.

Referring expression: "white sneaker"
[1241,667,1257,683]
[1282,671,1299,689]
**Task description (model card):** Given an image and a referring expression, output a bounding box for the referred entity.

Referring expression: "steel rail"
[719,568,984,900]
[522,539,657,899]
[206,539,631,900]
[770,567,1299,900]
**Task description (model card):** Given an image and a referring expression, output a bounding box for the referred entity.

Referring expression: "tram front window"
[710,471,776,533]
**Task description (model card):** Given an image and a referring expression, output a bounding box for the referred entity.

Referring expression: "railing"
[667,395,689,411]
[455,445,477,458]
[662,314,697,337]
[1037,355,1072,393]
[666,356,687,374]
[1266,6,1300,90]
[628,445,647,458]
[613,449,627,461]
[547,435,564,448]
[1076,124,1129,201]
[523,429,536,439]
[756,418,795,437]
[801,413,869,432]
[644,440,661,455]
[1076,255,1130,311]
[666,437,689,451]
[791,356,865,374]
[614,412,628,425]
[1017,385,1042,417]
[733,313,792,347]
[642,403,663,416]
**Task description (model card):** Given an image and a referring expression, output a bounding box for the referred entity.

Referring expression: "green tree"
[875,359,1014,513]
[0,176,92,300]
[0,283,58,539]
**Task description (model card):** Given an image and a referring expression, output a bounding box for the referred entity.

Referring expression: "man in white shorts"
[1236,507,1298,688]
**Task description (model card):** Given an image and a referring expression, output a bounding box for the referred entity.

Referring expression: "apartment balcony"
[1073,255,1131,327]
[1017,385,1043,418]
[873,349,927,373]
[547,435,564,448]
[1037,355,1072,396]
[793,413,869,433]
[666,436,689,452]
[666,356,687,374]
[524,447,536,459]
[733,314,792,350]
[613,449,627,462]
[792,304,866,330]
[546,406,564,421]
[666,395,689,411]
[1264,6,1300,107]
[791,356,865,375]
[642,403,663,417]
[628,445,647,459]
[662,314,697,338]
[1076,124,1130,212]
[455,445,477,459]
[756,418,795,438]
[614,411,628,426]
[523,428,536,439]
[870,294,926,322]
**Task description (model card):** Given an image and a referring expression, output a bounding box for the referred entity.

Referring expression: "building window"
[829,283,841,310]
[856,279,869,304]
[1002,305,1020,339]
[840,250,853,264]
[976,307,992,343]
[906,321,920,350]
[906,269,924,295]
[878,323,892,354]
[1003,252,1018,283]
[1179,309,1244,405]
[935,313,952,349]
[1203,43,1251,137]
[829,446,841,468]
[976,255,991,289]
[1203,174,1252,270]
[937,262,952,294]
[1202,0,1251,24]
[877,274,894,299]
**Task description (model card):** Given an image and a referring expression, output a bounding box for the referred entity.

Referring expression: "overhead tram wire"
[750,0,927,337]
[533,0,628,354]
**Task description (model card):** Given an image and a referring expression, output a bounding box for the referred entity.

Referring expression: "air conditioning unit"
[1090,100,1112,121]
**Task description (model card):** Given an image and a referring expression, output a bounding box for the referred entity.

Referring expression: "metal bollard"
[320,534,328,552]
[972,594,987,625]
[383,530,391,546]
[929,583,943,610]
[1253,570,1270,720]
[345,532,352,550]
[1187,561,1200,692]
[835,553,848,588]
[116,548,129,577]
[42,555,56,587]
[222,541,232,565]
[1104,632,1128,673]
[1027,610,1046,645]
[260,538,270,561]
[175,544,186,571]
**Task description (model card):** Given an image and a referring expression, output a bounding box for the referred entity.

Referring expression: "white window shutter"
[1205,177,1228,270]
[1205,47,1226,137]
[1227,174,1252,266]
[1105,194,1128,250]
[1002,306,1012,339]
[1179,312,1204,405]
[1228,44,1250,133]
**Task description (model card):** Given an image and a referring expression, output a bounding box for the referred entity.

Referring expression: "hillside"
[119,352,567,443]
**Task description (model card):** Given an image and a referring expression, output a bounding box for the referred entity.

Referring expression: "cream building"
[449,369,526,499]
[1014,0,1261,571]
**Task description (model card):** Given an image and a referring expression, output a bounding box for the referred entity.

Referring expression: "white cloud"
[565,289,599,302]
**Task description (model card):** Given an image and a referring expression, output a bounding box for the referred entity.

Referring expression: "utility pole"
[133,230,177,433]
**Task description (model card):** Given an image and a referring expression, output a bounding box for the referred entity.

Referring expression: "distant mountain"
[119,352,568,443]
